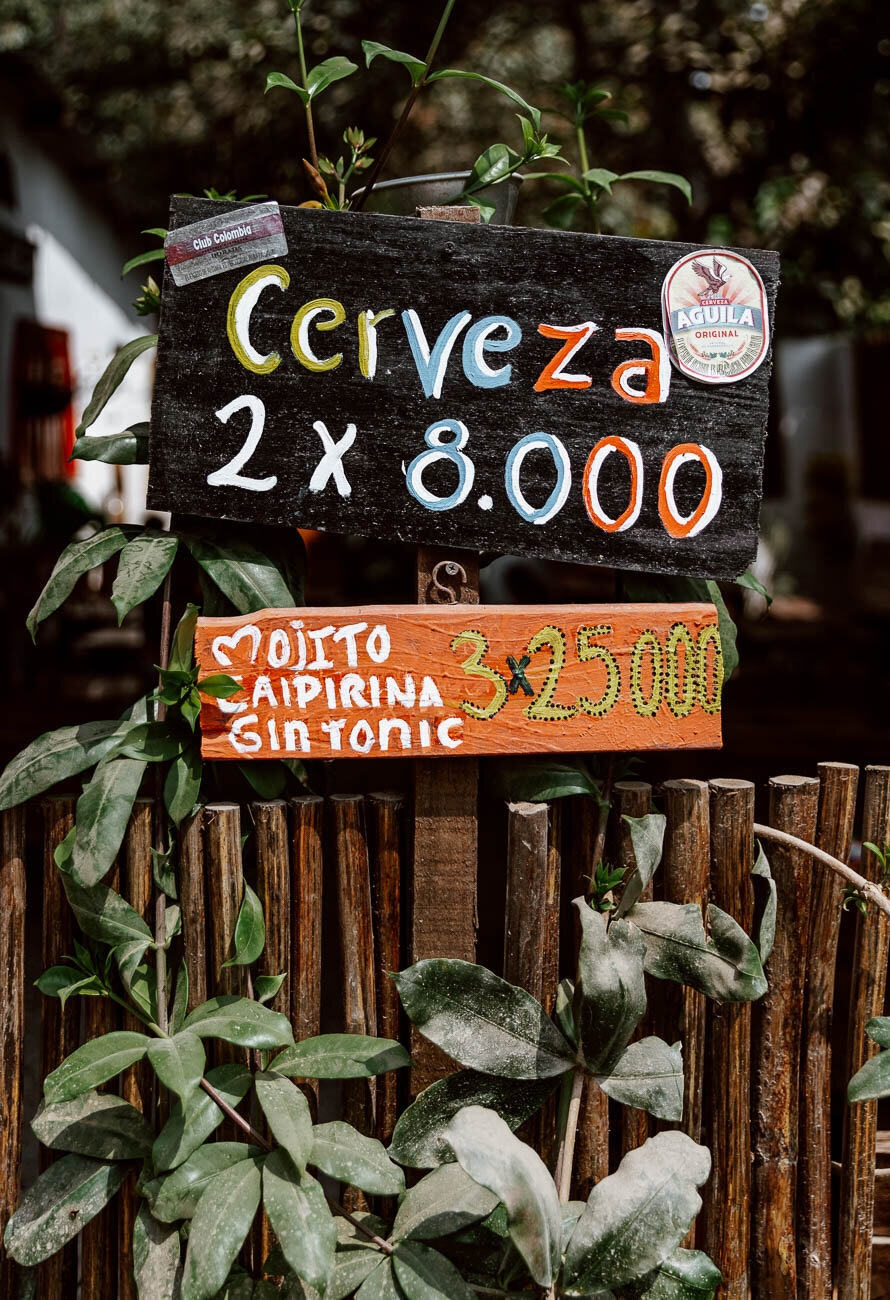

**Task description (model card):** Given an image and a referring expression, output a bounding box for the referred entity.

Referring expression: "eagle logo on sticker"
[662,248,769,385]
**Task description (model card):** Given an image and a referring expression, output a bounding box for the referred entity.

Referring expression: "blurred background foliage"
[2,0,889,331]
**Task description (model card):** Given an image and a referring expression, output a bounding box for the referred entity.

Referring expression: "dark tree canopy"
[2,0,889,332]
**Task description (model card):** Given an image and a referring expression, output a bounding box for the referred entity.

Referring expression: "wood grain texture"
[839,767,890,1300]
[504,802,549,999]
[369,792,403,1145]
[149,198,779,580]
[0,806,25,1300]
[119,799,154,1300]
[195,603,723,760]
[613,781,655,1160]
[204,803,245,1083]
[179,808,207,1011]
[254,801,290,1016]
[751,774,819,1298]
[536,800,562,1167]
[38,796,78,1300]
[290,794,323,1105]
[332,796,377,1135]
[702,778,755,1300]
[798,762,859,1300]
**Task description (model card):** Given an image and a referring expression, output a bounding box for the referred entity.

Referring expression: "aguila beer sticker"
[662,248,770,385]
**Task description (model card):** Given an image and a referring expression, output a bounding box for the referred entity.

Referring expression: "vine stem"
[587,756,615,896]
[352,0,457,210]
[153,565,174,1039]
[294,4,319,171]
[198,1075,394,1254]
[547,1065,586,1300]
[752,823,890,920]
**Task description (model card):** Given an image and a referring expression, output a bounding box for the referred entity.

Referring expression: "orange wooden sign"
[195,604,723,760]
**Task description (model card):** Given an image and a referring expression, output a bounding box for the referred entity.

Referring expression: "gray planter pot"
[355,171,522,225]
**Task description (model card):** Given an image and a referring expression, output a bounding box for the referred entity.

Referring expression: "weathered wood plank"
[179,807,207,1012]
[504,802,550,998]
[702,778,755,1300]
[839,767,890,1300]
[369,792,403,1145]
[196,604,724,760]
[751,774,819,1298]
[290,794,323,1104]
[332,796,377,1134]
[254,801,290,1016]
[149,198,779,580]
[0,806,25,1300]
[204,803,245,1085]
[798,762,859,1300]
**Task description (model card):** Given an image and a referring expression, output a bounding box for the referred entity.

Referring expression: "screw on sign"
[148,198,779,581]
[195,604,724,761]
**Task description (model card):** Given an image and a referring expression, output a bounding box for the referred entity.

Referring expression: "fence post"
[332,796,377,1139]
[703,778,755,1300]
[0,806,25,1299]
[179,807,207,1012]
[254,801,291,1017]
[613,781,654,1159]
[798,762,859,1299]
[839,766,890,1300]
[504,802,550,998]
[290,795,323,1106]
[752,774,819,1297]
[369,792,403,1146]
[205,803,245,1089]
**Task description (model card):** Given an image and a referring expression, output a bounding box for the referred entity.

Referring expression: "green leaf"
[164,744,202,827]
[627,901,768,1002]
[388,1070,556,1168]
[27,526,135,639]
[464,143,520,193]
[3,1154,127,1266]
[70,424,150,466]
[35,965,95,1001]
[392,1240,476,1299]
[328,1243,380,1299]
[111,532,178,624]
[71,753,148,886]
[543,193,585,230]
[564,1131,711,1293]
[617,169,692,204]
[427,69,541,131]
[574,901,647,1074]
[356,1258,402,1298]
[271,1034,410,1080]
[262,1150,336,1291]
[615,814,666,919]
[392,1163,499,1242]
[44,1031,150,1104]
[444,1105,561,1287]
[151,1143,261,1223]
[183,995,294,1048]
[868,1017,890,1049]
[254,973,287,1005]
[197,674,243,699]
[848,1048,890,1102]
[623,1247,723,1298]
[362,40,426,85]
[181,1156,262,1300]
[306,56,358,100]
[133,1201,184,1299]
[393,959,575,1079]
[597,1037,684,1122]
[60,874,154,984]
[76,335,157,437]
[31,1091,152,1159]
[153,1064,253,1172]
[112,721,187,763]
[265,71,308,104]
[122,248,167,277]
[147,1031,206,1109]
[238,760,287,800]
[311,1121,405,1195]
[488,758,600,803]
[255,1071,313,1174]
[583,167,620,193]
[0,718,126,810]
[171,964,189,1033]
[182,530,298,613]
[220,883,265,969]
[170,605,199,673]
[735,569,772,606]
[751,843,777,964]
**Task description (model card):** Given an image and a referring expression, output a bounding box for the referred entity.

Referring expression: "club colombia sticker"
[662,248,770,385]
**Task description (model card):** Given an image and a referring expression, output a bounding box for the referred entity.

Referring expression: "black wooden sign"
[147,197,779,578]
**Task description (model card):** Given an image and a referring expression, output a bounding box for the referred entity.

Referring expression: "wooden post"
[798,762,859,1300]
[254,802,291,1017]
[332,796,377,1135]
[410,203,481,1097]
[703,778,755,1300]
[290,795,323,1104]
[571,793,610,1197]
[839,767,890,1300]
[613,781,654,1158]
[180,808,207,1012]
[536,801,562,1166]
[751,774,819,1298]
[368,792,403,1145]
[119,798,154,1300]
[0,806,25,1300]
[38,795,78,1299]
[204,803,245,1084]
[503,802,550,998]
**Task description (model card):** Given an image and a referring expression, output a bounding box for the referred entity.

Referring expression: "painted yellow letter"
[291,298,346,372]
[226,264,290,374]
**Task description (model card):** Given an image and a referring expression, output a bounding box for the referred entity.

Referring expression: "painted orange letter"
[534,321,598,392]
[610,327,671,404]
